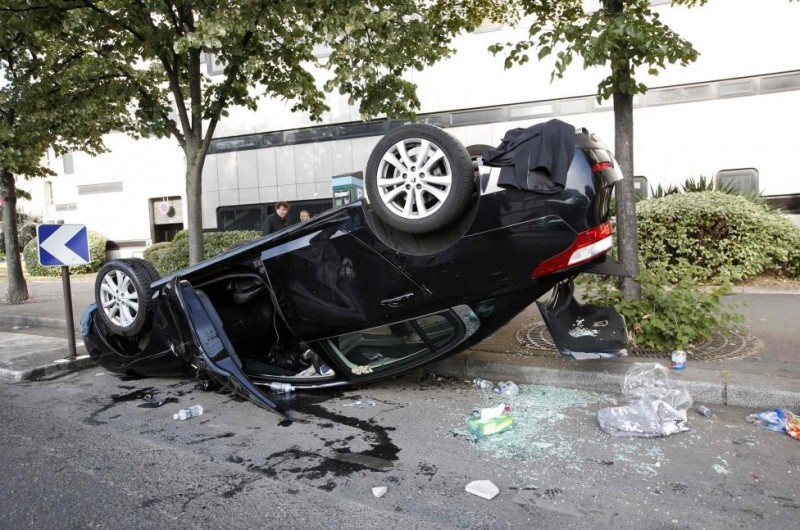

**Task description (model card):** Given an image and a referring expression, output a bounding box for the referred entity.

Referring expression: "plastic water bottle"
[269,382,295,393]
[494,381,519,397]
[173,405,203,421]
[473,378,493,391]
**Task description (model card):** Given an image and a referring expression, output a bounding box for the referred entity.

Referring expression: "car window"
[324,313,458,374]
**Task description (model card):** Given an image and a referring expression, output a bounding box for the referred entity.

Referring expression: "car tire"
[365,124,474,234]
[121,257,161,281]
[94,259,155,337]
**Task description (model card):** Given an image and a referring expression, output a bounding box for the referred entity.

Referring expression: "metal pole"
[61,265,77,359]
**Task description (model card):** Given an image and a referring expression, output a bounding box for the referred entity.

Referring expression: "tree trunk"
[0,169,29,304]
[612,92,641,300]
[185,150,204,266]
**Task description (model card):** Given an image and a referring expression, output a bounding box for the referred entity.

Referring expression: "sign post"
[36,224,90,359]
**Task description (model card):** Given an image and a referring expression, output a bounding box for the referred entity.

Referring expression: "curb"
[425,350,800,411]
[0,354,96,382]
[0,314,78,331]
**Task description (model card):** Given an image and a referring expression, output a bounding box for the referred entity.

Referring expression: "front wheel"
[94,259,156,337]
[365,124,474,234]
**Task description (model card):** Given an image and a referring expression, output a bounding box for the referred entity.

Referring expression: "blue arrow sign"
[37,224,90,266]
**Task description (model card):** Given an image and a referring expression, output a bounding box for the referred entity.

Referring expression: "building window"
[715,168,759,196]
[63,153,74,174]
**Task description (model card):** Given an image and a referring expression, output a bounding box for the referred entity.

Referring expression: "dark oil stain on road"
[232,391,402,489]
[245,447,377,491]
[187,432,236,445]
[287,391,401,463]
[111,387,157,402]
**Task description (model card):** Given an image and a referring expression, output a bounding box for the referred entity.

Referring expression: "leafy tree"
[33,0,494,265]
[490,0,713,300]
[0,4,130,303]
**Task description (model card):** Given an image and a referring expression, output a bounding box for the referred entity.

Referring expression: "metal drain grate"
[515,322,763,362]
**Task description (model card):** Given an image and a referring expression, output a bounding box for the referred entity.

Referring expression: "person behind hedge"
[263,201,291,235]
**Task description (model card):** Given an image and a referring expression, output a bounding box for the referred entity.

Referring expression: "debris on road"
[173,405,204,421]
[494,381,519,397]
[468,403,513,437]
[696,405,714,417]
[343,399,377,408]
[465,480,500,500]
[597,363,692,437]
[473,378,494,391]
[372,486,387,498]
[747,408,800,440]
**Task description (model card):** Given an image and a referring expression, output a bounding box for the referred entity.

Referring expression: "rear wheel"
[94,259,156,337]
[121,257,161,281]
[365,124,474,234]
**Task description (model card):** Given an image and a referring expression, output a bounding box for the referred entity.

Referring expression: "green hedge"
[148,230,262,274]
[22,230,108,276]
[637,191,800,283]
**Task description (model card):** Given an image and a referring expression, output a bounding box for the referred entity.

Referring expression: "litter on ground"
[465,480,499,500]
[597,363,692,437]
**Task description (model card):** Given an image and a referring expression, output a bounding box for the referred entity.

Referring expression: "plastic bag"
[747,408,800,440]
[598,363,692,438]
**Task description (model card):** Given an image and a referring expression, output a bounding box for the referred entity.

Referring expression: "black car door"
[261,222,446,340]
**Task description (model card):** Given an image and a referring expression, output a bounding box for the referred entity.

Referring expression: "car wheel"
[365,124,474,233]
[121,257,161,281]
[94,259,155,337]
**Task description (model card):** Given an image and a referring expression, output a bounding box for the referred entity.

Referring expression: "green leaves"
[583,264,742,352]
[491,0,702,102]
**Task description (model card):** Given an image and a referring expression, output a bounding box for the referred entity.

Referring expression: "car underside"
[83,119,629,419]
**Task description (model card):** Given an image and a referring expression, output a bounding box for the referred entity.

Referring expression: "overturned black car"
[82,119,629,419]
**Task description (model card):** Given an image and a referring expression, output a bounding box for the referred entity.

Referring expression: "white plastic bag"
[598,363,692,437]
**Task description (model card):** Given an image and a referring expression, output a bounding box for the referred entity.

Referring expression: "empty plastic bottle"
[173,405,203,421]
[494,381,519,397]
[473,378,493,391]
[269,382,295,394]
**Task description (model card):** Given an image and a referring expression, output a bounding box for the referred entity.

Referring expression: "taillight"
[531,222,613,278]
[592,161,612,172]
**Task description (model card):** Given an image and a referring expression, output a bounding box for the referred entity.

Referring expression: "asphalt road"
[1,368,798,529]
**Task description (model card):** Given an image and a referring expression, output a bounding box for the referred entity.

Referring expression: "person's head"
[275,201,290,219]
[299,209,311,222]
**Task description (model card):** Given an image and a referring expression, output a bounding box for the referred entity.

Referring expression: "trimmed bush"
[637,191,800,283]
[153,230,262,274]
[23,230,108,277]
[142,242,172,273]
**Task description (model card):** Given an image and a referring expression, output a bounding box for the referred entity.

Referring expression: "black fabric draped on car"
[482,119,576,194]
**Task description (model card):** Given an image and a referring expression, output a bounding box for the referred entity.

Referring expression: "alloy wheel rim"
[376,137,452,220]
[99,270,139,327]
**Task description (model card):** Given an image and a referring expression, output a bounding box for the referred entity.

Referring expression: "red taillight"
[531,222,613,278]
[592,161,612,172]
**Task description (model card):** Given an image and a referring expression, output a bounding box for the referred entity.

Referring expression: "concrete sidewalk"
[1,274,799,411]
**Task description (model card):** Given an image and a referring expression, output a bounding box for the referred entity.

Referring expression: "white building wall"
[40,133,185,246]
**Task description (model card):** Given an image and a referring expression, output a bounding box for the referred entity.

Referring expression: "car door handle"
[381,293,415,308]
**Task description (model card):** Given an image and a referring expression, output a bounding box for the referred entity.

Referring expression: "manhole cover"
[515,322,763,362]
